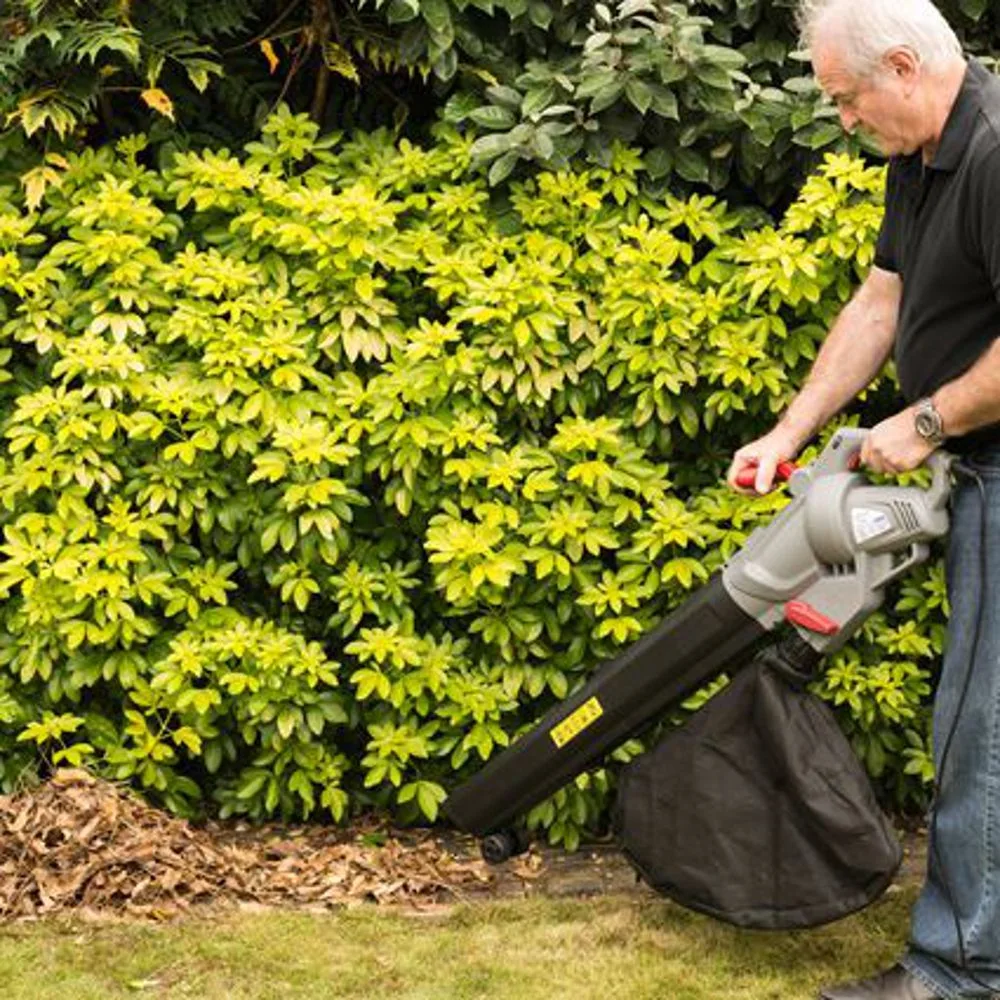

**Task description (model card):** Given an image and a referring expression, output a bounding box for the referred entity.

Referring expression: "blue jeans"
[902,452,1000,998]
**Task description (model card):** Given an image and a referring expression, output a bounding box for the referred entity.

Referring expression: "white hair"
[798,0,963,77]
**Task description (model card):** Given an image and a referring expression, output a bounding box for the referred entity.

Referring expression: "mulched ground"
[0,769,926,922]
[0,770,523,920]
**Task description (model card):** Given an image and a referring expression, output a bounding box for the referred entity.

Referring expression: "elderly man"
[727,1,1000,998]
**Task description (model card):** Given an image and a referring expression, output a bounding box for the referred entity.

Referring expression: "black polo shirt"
[875,58,1000,450]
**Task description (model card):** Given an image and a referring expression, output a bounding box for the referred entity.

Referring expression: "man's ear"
[884,46,920,89]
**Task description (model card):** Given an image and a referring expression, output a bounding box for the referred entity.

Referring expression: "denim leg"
[902,460,1000,998]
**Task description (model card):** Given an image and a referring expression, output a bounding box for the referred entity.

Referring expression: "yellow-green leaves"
[0,123,935,828]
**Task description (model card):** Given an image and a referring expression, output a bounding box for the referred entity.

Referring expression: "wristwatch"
[914,397,946,446]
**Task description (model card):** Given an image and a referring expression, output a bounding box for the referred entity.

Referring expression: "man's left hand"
[859,407,937,474]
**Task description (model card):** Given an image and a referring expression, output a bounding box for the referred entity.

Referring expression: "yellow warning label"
[550,697,604,749]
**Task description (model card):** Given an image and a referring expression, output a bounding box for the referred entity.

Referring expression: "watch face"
[915,406,942,440]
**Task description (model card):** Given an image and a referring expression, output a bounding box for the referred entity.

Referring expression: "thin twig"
[224,0,308,54]
[269,33,309,114]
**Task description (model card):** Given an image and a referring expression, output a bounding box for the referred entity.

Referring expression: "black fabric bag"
[614,643,903,930]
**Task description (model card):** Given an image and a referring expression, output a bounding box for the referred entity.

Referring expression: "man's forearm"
[934,337,1000,438]
[776,277,898,450]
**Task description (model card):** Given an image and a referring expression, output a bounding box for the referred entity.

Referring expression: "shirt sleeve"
[873,161,900,273]
[968,144,1000,301]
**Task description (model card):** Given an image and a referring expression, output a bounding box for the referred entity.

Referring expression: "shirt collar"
[929,58,986,172]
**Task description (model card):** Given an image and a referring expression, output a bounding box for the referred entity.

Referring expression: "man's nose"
[838,107,859,132]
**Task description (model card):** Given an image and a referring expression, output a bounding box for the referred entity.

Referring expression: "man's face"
[812,42,919,156]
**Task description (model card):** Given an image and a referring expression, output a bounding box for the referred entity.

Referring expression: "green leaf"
[72,22,142,66]
[575,71,619,99]
[694,63,735,89]
[470,133,514,159]
[204,743,223,774]
[528,1,552,27]
[489,151,520,185]
[52,742,94,767]
[421,0,452,34]
[678,402,700,438]
[486,85,523,110]
[469,105,518,129]
[532,130,555,160]
[237,771,268,800]
[589,80,626,115]
[797,122,844,149]
[432,47,458,81]
[643,146,672,178]
[416,781,446,821]
[387,0,421,22]
[625,78,652,115]
[649,85,679,120]
[306,707,325,736]
[522,83,556,119]
[674,147,709,183]
[277,708,298,740]
[784,75,819,95]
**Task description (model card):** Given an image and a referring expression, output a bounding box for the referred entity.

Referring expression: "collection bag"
[614,645,902,930]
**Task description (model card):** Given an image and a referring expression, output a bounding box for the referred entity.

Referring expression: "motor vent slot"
[892,500,920,533]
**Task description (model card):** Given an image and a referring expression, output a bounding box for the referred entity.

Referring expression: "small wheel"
[480,828,529,864]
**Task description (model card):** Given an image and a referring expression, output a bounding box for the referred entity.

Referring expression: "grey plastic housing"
[721,428,951,652]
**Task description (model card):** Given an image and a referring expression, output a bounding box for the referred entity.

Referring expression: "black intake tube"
[444,574,767,836]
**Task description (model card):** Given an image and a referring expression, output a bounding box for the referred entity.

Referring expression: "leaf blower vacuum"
[444,428,953,929]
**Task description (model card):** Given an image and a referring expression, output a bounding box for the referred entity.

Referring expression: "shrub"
[0,110,940,845]
[5,0,999,205]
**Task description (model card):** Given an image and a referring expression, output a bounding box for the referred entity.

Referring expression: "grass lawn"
[0,886,916,1000]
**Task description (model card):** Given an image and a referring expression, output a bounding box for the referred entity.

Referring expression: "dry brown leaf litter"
[0,770,926,926]
[0,769,538,920]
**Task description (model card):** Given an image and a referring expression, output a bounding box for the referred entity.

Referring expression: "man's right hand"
[726,428,801,495]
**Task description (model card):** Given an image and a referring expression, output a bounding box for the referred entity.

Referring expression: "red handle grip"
[735,460,797,490]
